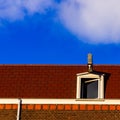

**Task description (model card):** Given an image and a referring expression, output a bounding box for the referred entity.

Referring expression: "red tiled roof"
[0,64,119,98]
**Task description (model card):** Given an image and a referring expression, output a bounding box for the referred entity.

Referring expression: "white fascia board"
[76,72,89,76]
[77,72,105,78]
[77,73,100,78]
[0,99,120,105]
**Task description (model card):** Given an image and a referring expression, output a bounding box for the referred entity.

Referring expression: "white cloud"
[1,0,120,44]
[58,0,120,44]
[0,0,53,21]
[23,0,53,14]
[0,0,23,20]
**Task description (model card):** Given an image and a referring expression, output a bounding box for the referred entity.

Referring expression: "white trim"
[0,98,120,104]
[76,73,104,99]
[101,75,104,98]
[77,72,89,76]
[76,76,80,99]
[98,79,100,99]
[77,72,104,78]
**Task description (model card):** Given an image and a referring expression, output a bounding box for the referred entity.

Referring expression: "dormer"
[76,54,105,99]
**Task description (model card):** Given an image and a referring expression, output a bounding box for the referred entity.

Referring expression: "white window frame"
[76,72,104,99]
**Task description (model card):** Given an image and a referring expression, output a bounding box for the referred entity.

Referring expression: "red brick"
[109,105,116,110]
[12,104,18,110]
[5,104,12,110]
[22,104,27,109]
[35,104,41,110]
[87,105,94,110]
[0,104,4,109]
[65,105,71,110]
[116,105,120,110]
[95,105,101,110]
[57,105,64,110]
[80,105,86,110]
[27,104,34,110]
[72,104,79,110]
[102,105,108,110]
[50,105,56,110]
[42,104,49,110]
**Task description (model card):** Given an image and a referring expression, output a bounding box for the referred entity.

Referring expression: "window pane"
[81,79,98,98]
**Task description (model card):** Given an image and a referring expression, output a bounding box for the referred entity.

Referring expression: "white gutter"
[0,99,120,105]
[17,99,21,120]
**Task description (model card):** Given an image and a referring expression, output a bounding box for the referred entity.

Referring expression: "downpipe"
[17,99,22,120]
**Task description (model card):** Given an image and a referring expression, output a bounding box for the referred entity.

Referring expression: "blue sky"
[0,0,120,64]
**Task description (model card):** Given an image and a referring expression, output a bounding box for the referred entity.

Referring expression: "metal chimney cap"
[88,53,93,64]
[87,53,93,72]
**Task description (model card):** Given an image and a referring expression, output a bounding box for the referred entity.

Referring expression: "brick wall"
[0,104,120,120]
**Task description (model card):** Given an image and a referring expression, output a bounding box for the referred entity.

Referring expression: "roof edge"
[0,64,120,66]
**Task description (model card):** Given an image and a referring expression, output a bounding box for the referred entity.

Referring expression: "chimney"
[87,53,93,72]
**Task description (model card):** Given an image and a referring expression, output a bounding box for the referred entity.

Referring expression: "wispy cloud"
[0,0,23,20]
[0,0,53,20]
[23,0,53,14]
[58,0,120,44]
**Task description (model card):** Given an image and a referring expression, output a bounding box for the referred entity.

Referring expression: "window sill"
[76,98,105,101]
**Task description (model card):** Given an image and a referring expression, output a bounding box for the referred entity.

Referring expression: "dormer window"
[76,72,105,99]
[81,78,98,98]
[76,53,105,99]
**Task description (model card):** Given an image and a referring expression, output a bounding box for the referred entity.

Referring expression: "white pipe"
[17,99,21,120]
